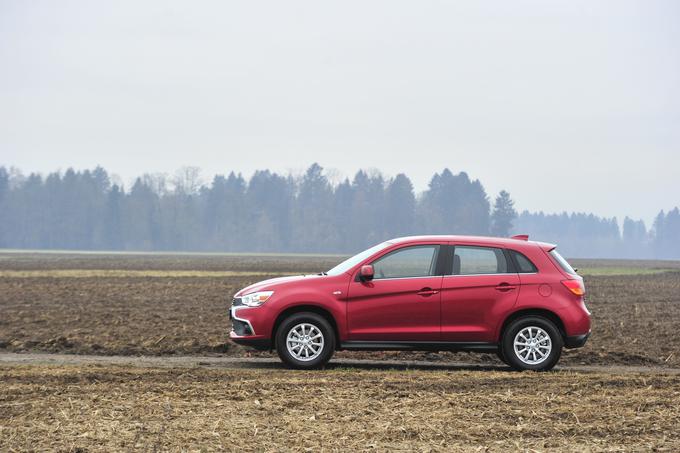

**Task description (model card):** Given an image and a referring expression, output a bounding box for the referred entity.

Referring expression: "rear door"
[346,244,443,341]
[440,244,520,342]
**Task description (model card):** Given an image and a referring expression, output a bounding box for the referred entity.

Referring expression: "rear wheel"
[502,316,563,371]
[276,312,335,369]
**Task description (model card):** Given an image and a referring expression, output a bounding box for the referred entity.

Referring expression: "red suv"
[229,235,591,371]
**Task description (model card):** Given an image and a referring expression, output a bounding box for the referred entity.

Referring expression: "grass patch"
[577,267,676,276]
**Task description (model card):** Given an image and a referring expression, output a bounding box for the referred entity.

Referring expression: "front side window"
[371,245,439,279]
[453,246,509,275]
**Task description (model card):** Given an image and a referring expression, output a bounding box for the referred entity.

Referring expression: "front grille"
[232,297,243,307]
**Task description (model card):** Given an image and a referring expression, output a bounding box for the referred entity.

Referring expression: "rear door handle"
[417,287,439,297]
[495,282,517,292]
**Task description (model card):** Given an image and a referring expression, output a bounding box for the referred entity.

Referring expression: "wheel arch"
[272,304,341,350]
[498,308,566,342]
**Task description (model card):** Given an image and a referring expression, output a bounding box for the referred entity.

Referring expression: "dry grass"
[1,364,679,451]
[571,258,680,271]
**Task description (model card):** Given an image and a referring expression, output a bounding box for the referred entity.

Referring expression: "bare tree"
[172,166,202,195]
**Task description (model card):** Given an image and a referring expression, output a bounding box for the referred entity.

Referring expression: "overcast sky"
[1,0,678,225]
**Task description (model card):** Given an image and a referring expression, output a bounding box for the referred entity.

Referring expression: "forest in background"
[0,164,678,259]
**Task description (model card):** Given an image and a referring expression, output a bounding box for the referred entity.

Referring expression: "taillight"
[561,279,585,296]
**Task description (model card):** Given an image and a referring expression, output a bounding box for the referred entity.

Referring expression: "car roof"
[387,235,556,251]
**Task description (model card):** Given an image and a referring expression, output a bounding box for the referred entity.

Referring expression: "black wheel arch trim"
[271,304,341,349]
[498,308,567,342]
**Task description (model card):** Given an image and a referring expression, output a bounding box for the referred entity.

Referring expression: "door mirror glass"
[360,264,374,281]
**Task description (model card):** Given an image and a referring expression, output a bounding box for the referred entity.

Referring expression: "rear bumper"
[564,331,590,349]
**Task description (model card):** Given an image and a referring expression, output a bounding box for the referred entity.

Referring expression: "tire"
[501,316,563,371]
[275,312,335,369]
[496,349,510,366]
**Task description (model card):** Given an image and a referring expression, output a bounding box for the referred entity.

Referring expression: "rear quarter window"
[550,249,577,275]
[509,250,538,273]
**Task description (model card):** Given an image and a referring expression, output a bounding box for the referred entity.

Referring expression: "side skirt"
[339,341,498,353]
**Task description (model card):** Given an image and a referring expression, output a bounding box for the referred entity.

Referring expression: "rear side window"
[550,249,577,275]
[510,250,538,273]
[453,246,509,275]
[371,245,439,279]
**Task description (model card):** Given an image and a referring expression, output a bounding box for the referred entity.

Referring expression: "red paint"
[440,272,520,342]
[347,275,442,341]
[538,284,552,297]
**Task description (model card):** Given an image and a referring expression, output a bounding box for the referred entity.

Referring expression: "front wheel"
[276,312,335,369]
[501,316,563,371]
[496,349,510,366]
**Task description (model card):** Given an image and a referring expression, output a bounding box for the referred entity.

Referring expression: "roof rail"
[511,234,529,241]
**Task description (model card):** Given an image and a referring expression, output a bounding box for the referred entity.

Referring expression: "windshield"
[550,249,577,275]
[326,242,391,276]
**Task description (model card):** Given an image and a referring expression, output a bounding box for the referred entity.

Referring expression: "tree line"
[0,164,678,259]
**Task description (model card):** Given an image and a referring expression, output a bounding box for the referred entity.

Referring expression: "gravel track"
[2,352,679,374]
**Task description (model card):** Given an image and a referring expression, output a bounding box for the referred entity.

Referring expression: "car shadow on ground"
[325,361,509,372]
[227,359,510,372]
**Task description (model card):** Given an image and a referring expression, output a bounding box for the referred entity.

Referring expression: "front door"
[347,244,442,341]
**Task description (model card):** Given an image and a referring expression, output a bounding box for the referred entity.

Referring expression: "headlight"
[240,291,274,307]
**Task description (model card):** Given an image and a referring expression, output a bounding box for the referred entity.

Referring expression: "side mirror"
[360,264,374,281]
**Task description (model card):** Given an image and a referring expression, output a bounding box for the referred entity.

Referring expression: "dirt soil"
[2,362,680,452]
[2,253,680,451]
[0,253,679,367]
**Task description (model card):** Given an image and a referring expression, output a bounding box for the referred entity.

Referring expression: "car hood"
[234,274,324,297]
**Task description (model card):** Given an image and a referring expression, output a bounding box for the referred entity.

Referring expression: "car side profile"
[229,235,591,371]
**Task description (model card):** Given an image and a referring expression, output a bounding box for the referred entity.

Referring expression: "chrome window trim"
[370,275,442,282]
[231,306,256,337]
[443,272,538,278]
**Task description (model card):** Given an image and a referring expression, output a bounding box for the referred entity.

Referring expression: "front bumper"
[230,305,256,336]
[229,336,272,350]
[564,331,591,349]
[229,304,271,350]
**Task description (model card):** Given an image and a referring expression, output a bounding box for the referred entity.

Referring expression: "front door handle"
[495,282,517,292]
[417,287,439,297]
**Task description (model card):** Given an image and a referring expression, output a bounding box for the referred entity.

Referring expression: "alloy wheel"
[286,323,325,361]
[513,326,552,365]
